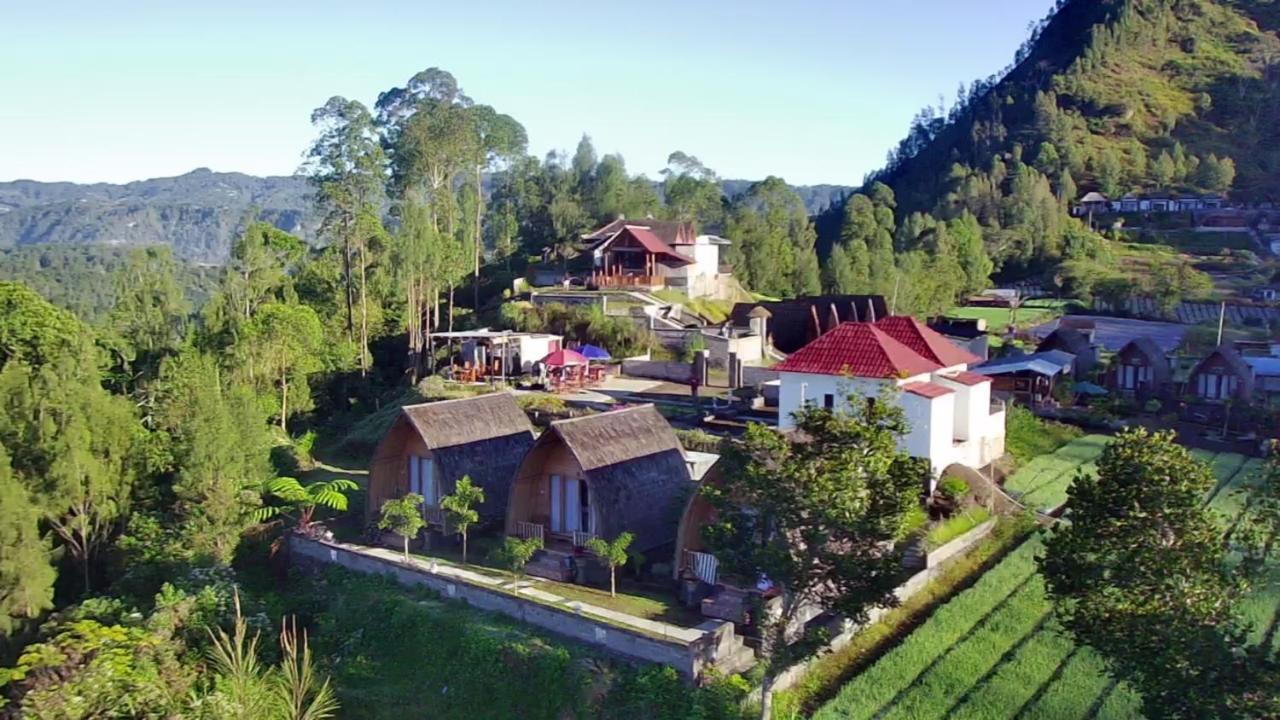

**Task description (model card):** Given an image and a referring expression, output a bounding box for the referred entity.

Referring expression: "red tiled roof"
[617,226,692,266]
[876,316,981,367]
[774,323,940,378]
[903,382,955,399]
[944,370,992,386]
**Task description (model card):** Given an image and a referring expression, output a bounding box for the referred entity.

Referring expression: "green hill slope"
[872,0,1280,216]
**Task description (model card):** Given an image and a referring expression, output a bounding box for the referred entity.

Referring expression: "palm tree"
[255,477,359,530]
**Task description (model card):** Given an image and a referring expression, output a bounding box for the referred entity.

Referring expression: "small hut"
[505,405,693,557]
[1107,337,1172,399]
[367,393,536,526]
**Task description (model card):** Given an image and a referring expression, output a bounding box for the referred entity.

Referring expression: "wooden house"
[367,393,536,527]
[976,350,1075,408]
[1036,325,1098,377]
[1106,337,1172,399]
[1188,346,1254,402]
[505,405,693,580]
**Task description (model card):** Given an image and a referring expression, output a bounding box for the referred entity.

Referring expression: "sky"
[1,0,1053,187]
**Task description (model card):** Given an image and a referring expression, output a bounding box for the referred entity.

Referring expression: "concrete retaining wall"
[289,535,735,678]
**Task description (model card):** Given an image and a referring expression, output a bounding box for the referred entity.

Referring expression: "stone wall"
[622,359,695,383]
[289,535,742,679]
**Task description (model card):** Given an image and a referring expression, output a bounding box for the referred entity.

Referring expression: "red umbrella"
[541,348,589,367]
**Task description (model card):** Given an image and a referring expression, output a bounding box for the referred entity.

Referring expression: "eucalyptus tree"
[662,151,724,229]
[465,105,527,307]
[241,303,324,433]
[304,96,386,375]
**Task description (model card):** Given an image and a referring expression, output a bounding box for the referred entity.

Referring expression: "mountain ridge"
[0,169,852,264]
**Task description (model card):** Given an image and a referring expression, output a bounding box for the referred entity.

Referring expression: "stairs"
[525,549,575,582]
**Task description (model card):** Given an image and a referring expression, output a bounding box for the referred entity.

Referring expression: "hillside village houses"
[773,316,1007,484]
[1070,191,1226,216]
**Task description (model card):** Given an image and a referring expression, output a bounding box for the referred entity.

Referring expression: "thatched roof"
[730,295,888,353]
[541,405,693,551]
[399,393,535,521]
[402,393,533,450]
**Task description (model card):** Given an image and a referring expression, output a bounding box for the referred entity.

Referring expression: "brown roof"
[541,405,692,551]
[551,404,683,471]
[615,226,693,266]
[396,393,536,522]
[402,393,534,450]
[583,217,697,247]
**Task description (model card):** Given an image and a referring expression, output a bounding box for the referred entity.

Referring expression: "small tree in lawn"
[378,494,426,562]
[440,475,484,565]
[703,390,925,720]
[586,532,634,598]
[493,536,543,590]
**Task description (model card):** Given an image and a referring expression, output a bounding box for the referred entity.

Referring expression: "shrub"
[939,476,969,502]
[1004,405,1083,466]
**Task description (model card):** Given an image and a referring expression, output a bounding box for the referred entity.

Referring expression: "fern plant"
[254,477,359,530]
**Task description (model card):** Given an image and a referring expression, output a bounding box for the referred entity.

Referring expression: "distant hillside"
[867,0,1280,216]
[0,169,316,264]
[0,170,850,265]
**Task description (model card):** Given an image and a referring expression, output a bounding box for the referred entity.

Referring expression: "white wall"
[780,371,958,484]
[777,373,890,430]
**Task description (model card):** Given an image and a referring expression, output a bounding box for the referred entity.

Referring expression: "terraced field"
[814,447,1276,720]
[1001,435,1110,513]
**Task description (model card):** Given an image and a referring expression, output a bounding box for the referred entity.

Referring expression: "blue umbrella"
[578,344,612,361]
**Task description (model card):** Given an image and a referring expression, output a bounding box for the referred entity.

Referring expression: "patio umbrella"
[578,344,612,361]
[541,348,588,367]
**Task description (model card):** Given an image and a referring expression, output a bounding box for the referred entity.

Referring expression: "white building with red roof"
[774,317,1006,481]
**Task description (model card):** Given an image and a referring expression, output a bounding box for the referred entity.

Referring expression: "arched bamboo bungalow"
[367,393,536,527]
[505,405,694,578]
[673,467,722,586]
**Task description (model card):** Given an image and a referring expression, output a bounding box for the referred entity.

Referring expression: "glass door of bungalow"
[548,475,591,535]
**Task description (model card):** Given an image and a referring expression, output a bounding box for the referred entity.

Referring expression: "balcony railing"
[590,273,663,289]
[682,550,720,585]
[515,521,545,543]
[572,530,597,549]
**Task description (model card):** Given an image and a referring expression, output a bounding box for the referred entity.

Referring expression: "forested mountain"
[0,170,849,265]
[0,169,316,264]
[865,0,1280,218]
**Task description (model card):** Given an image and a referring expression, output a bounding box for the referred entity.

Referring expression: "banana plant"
[254,477,359,529]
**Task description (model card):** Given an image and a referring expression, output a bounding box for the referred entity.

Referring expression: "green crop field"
[1002,435,1110,513]
[814,446,1278,720]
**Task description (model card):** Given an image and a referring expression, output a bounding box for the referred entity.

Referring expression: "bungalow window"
[823,393,835,410]
[408,455,438,506]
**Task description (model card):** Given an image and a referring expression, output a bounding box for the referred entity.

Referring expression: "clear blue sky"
[1,0,1052,186]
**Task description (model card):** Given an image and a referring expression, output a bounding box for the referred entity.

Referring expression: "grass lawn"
[409,533,705,628]
[944,299,1072,332]
[926,507,992,550]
